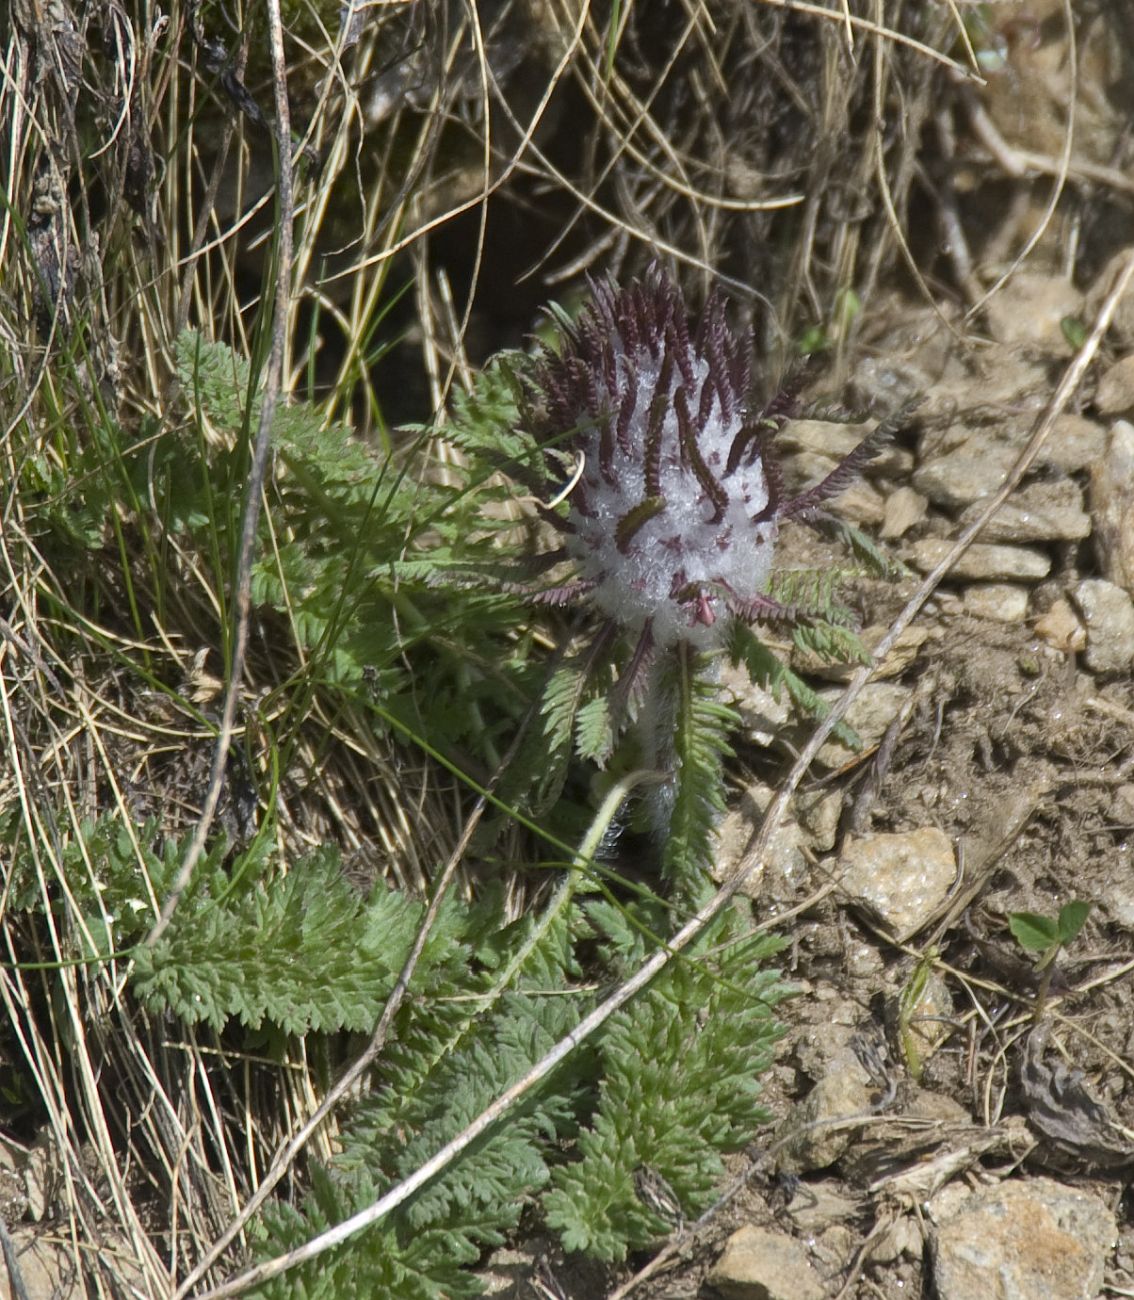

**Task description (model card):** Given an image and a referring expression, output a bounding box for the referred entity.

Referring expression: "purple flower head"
[522,267,885,661]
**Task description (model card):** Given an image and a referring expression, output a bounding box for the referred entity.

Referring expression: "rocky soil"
[483,259,1134,1300]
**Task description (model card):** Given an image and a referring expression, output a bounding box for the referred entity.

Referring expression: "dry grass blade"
[145,0,296,947]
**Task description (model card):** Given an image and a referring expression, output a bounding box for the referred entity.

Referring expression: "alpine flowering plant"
[464,266,910,884]
[518,267,891,651]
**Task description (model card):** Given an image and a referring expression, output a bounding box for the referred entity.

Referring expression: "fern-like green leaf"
[131,850,432,1034]
[543,908,788,1261]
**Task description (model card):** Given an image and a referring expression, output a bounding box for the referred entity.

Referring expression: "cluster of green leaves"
[251,879,786,1296]
[6,326,886,1294]
[11,807,786,1297]
[544,902,786,1260]
[173,332,540,764]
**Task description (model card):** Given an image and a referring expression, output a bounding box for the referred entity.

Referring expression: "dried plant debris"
[1020,1025,1134,1173]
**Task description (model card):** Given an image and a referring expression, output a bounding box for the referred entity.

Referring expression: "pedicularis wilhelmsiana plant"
[508,267,900,873]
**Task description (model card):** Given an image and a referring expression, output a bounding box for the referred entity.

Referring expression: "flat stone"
[785,455,892,525]
[780,419,912,478]
[1095,354,1134,416]
[957,479,1090,544]
[914,437,1019,508]
[1089,419,1134,594]
[984,271,1083,352]
[708,1226,825,1300]
[962,583,1029,622]
[931,1177,1116,1300]
[881,485,928,538]
[1071,578,1134,673]
[908,540,1051,582]
[815,682,911,770]
[786,1182,862,1233]
[914,418,1106,507]
[837,827,956,942]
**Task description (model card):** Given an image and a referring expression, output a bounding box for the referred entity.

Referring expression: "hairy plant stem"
[637,642,721,839]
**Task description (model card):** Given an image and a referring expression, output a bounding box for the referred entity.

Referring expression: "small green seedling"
[1008,900,1090,1017]
[1060,315,1088,350]
[1009,901,1090,970]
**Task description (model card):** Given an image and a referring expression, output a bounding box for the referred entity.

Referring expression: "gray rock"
[708,1226,825,1300]
[776,1048,875,1173]
[931,1177,1116,1300]
[1089,419,1134,594]
[1095,354,1134,416]
[719,662,791,747]
[831,477,886,526]
[714,785,808,903]
[780,419,912,478]
[957,479,1090,543]
[984,272,1083,351]
[1071,578,1134,673]
[914,417,1106,508]
[836,827,956,942]
[815,681,910,770]
[1043,414,1108,475]
[962,583,1030,623]
[795,787,843,852]
[914,436,1019,508]
[908,539,1051,582]
[786,1182,861,1233]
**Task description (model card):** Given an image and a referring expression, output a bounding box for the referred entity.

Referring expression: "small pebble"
[709,1226,825,1300]
[962,583,1029,622]
[815,682,910,770]
[1095,354,1134,416]
[984,271,1083,352]
[837,827,956,941]
[1071,578,1134,673]
[1033,598,1087,654]
[881,485,928,539]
